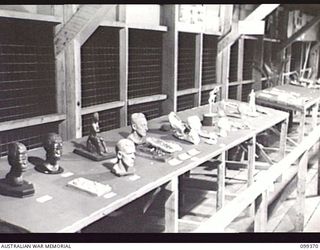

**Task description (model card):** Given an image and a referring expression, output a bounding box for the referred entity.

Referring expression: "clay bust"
[42,133,63,173]
[87,112,109,155]
[6,142,29,186]
[127,113,148,145]
[111,139,136,177]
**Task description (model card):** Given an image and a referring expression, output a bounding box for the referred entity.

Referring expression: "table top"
[255,84,320,111]
[0,101,288,232]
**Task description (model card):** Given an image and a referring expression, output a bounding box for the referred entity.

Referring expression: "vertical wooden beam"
[194,33,203,107]
[162,5,178,113]
[119,27,128,127]
[164,176,179,233]
[279,117,289,159]
[253,36,264,91]
[284,46,292,84]
[298,109,306,143]
[247,136,256,216]
[217,151,226,210]
[54,5,67,140]
[218,5,233,100]
[236,37,244,101]
[254,189,268,232]
[65,39,82,139]
[295,151,308,232]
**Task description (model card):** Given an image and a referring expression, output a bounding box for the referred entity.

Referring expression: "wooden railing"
[194,125,320,232]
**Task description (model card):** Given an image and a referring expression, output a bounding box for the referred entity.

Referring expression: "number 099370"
[300,244,319,248]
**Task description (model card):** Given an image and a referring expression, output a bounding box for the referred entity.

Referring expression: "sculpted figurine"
[36,133,64,174]
[208,86,219,114]
[111,139,136,177]
[87,112,109,155]
[249,89,256,113]
[0,142,35,197]
[73,112,115,161]
[127,113,148,145]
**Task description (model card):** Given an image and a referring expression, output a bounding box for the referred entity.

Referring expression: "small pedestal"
[0,179,35,198]
[202,113,217,126]
[73,148,116,162]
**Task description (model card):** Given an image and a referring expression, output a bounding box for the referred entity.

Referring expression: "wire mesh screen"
[290,42,302,72]
[177,94,194,112]
[0,18,56,122]
[229,41,238,83]
[178,33,195,91]
[82,108,120,137]
[128,30,162,99]
[242,83,253,102]
[127,101,163,125]
[0,122,59,157]
[202,35,218,86]
[81,27,120,108]
[228,85,238,100]
[243,39,256,81]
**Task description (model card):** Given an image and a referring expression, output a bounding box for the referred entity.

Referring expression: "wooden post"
[279,117,289,159]
[162,5,178,114]
[217,151,226,210]
[253,36,264,91]
[194,33,203,107]
[254,189,268,232]
[236,37,244,101]
[119,27,128,126]
[299,109,306,143]
[65,40,82,139]
[164,176,179,233]
[295,151,308,232]
[218,5,233,100]
[284,46,292,84]
[247,136,256,216]
[54,5,67,140]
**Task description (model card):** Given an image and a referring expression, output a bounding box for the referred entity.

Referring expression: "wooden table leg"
[295,151,308,232]
[247,136,256,216]
[279,117,288,159]
[164,176,178,233]
[299,110,306,143]
[217,151,226,211]
[254,189,268,232]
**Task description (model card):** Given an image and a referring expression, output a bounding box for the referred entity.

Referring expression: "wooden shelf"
[81,101,125,115]
[100,20,126,28]
[201,84,221,91]
[128,94,167,106]
[0,114,66,132]
[0,9,62,23]
[127,23,168,32]
[177,88,199,97]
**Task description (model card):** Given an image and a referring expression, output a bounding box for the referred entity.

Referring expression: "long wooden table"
[0,100,288,232]
[255,84,320,143]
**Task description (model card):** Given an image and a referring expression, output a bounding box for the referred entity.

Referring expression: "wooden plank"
[127,23,168,32]
[299,110,306,143]
[65,40,82,139]
[164,177,179,232]
[0,9,62,23]
[279,117,289,159]
[254,189,268,232]
[229,79,255,86]
[0,114,66,132]
[128,95,167,106]
[236,37,244,101]
[55,5,116,56]
[201,84,221,91]
[119,27,128,127]
[100,20,125,28]
[161,5,178,114]
[81,101,125,115]
[279,15,320,52]
[217,151,226,211]
[245,4,279,21]
[177,88,199,97]
[295,151,308,231]
[194,33,203,107]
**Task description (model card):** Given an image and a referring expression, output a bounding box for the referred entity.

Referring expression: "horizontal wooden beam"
[100,20,126,28]
[245,4,280,21]
[177,88,199,97]
[279,15,320,52]
[201,84,221,91]
[127,23,168,32]
[0,114,66,132]
[81,101,125,115]
[0,9,62,23]
[55,5,116,56]
[228,79,254,86]
[128,94,167,106]
[177,22,203,34]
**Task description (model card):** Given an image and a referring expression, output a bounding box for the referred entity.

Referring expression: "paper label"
[36,195,53,203]
[168,158,182,166]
